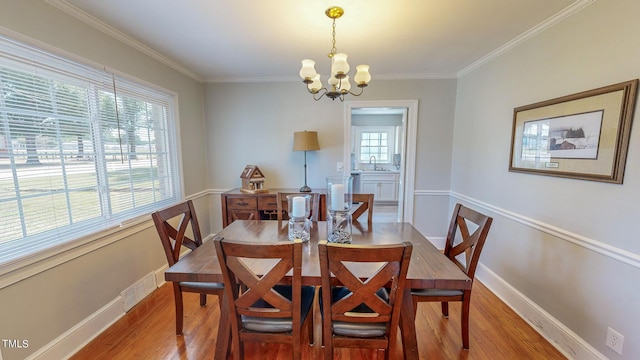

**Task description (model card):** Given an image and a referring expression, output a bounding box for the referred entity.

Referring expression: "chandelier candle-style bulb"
[331,53,349,77]
[354,65,371,86]
[299,6,371,101]
[339,75,351,93]
[307,75,322,92]
[328,75,339,87]
[300,59,317,81]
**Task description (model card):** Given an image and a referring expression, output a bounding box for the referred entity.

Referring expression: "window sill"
[0,217,155,290]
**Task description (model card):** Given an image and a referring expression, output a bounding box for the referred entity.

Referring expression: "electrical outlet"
[336,162,344,171]
[606,327,624,355]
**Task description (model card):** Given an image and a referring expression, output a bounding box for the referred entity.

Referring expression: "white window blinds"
[0,34,181,265]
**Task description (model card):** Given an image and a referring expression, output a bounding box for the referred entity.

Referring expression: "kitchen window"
[356,126,395,163]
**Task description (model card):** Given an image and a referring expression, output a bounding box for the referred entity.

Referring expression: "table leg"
[399,287,419,360]
[214,291,231,359]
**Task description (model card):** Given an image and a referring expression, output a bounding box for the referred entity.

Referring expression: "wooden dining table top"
[165,220,471,290]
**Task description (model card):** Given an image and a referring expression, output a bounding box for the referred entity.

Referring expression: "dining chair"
[151,200,224,335]
[351,193,374,225]
[318,240,413,360]
[411,203,493,349]
[276,192,320,221]
[214,237,315,359]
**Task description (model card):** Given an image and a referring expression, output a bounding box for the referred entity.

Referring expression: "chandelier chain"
[329,18,337,58]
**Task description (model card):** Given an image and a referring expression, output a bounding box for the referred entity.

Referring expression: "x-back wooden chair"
[351,193,374,225]
[411,203,493,349]
[318,240,412,359]
[151,200,224,335]
[214,237,315,359]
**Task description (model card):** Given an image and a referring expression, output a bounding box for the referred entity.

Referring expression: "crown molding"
[46,0,595,84]
[457,0,596,78]
[46,0,203,83]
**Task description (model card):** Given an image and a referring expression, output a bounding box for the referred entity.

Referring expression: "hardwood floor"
[70,281,566,359]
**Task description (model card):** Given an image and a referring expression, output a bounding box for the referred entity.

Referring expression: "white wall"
[6,1,636,359]
[453,1,640,358]
[0,2,209,359]
[204,79,458,235]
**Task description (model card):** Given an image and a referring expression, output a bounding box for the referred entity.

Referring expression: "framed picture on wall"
[509,79,638,184]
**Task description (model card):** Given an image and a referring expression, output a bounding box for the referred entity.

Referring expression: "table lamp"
[293,131,320,192]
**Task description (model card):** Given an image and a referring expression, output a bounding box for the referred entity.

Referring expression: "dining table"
[165,220,472,359]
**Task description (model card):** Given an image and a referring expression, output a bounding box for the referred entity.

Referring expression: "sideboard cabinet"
[221,188,326,227]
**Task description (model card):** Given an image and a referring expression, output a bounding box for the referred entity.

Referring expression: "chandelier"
[299,6,371,102]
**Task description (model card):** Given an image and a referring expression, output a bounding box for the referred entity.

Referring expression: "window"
[0,35,180,266]
[356,126,395,163]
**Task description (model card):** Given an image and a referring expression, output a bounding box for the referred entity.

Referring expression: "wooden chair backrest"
[351,193,374,225]
[152,200,202,266]
[444,203,493,280]
[214,237,303,326]
[318,240,412,332]
[231,212,255,221]
[276,192,320,221]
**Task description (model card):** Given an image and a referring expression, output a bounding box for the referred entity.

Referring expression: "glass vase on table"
[287,194,311,242]
[326,176,353,243]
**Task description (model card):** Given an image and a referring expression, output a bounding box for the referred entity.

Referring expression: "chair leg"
[323,331,333,360]
[441,301,449,317]
[172,284,184,335]
[461,297,471,350]
[412,296,418,320]
[212,290,223,310]
[305,308,314,347]
[234,341,244,360]
[199,293,207,306]
[293,332,302,360]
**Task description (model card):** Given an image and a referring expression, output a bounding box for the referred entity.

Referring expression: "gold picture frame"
[509,79,638,184]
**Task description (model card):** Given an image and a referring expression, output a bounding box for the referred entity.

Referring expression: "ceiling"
[51,0,587,83]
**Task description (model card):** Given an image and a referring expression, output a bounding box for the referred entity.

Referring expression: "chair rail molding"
[450,191,640,270]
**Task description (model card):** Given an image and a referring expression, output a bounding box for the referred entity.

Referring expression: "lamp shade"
[293,131,320,151]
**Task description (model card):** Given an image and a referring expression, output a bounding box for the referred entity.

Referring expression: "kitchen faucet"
[369,155,377,171]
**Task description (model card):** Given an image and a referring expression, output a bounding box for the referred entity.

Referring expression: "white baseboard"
[27,265,167,360]
[25,297,124,360]
[476,263,607,360]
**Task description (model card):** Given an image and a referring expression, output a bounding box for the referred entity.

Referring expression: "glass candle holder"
[287,195,311,242]
[326,176,353,243]
[326,176,353,212]
[287,194,311,219]
[327,210,352,243]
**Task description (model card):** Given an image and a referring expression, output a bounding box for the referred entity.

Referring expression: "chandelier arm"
[314,91,328,101]
[345,86,366,97]
[305,85,326,96]
[309,88,328,101]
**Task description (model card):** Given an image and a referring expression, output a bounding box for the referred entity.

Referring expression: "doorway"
[344,100,418,223]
